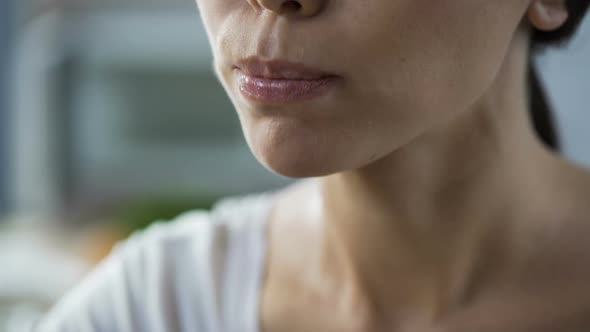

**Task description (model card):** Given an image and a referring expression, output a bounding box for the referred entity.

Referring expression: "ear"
[527,0,569,31]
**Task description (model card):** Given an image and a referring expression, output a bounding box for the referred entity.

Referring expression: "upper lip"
[235,57,335,80]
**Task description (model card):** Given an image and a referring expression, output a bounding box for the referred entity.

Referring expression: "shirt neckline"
[238,190,280,332]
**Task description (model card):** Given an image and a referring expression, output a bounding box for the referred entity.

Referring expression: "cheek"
[195,0,244,49]
[344,0,528,119]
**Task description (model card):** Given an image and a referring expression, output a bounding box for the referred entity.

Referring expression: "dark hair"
[529,0,590,150]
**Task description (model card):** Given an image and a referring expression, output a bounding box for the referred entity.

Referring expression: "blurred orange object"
[74,222,129,266]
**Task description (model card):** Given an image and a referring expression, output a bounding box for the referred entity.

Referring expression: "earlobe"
[527,0,569,31]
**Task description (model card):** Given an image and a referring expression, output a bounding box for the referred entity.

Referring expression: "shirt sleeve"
[33,239,140,332]
[34,211,219,332]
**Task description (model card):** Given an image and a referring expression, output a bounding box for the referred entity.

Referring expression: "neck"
[313,29,560,320]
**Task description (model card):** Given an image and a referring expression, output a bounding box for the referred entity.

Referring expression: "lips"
[235,58,333,80]
[234,58,338,104]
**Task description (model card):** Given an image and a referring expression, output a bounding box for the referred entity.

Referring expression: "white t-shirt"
[35,191,277,332]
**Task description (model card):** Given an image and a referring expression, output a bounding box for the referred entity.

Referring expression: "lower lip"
[237,71,336,104]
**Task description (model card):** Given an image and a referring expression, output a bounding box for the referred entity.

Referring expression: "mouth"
[235,57,335,80]
[234,57,339,104]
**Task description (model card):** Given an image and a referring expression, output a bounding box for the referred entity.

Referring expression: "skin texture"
[195,0,590,331]
[200,0,535,177]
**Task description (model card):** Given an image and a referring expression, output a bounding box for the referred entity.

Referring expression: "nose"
[251,0,326,17]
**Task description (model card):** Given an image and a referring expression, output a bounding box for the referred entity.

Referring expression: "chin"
[251,138,343,179]
[259,154,340,179]
[243,118,355,178]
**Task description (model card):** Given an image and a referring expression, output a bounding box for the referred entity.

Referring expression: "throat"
[319,210,516,321]
[313,146,547,319]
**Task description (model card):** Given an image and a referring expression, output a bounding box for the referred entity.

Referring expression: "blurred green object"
[115,194,221,235]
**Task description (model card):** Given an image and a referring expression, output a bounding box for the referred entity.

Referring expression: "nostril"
[282,1,302,12]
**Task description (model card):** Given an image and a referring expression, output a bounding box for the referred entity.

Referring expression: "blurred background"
[0,0,588,330]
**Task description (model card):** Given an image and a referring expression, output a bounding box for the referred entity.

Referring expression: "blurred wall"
[537,16,590,167]
[0,0,15,214]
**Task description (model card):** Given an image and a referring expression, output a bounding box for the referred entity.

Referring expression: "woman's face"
[195,0,531,177]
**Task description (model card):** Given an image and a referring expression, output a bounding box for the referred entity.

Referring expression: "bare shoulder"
[524,158,590,268]
[505,159,590,328]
